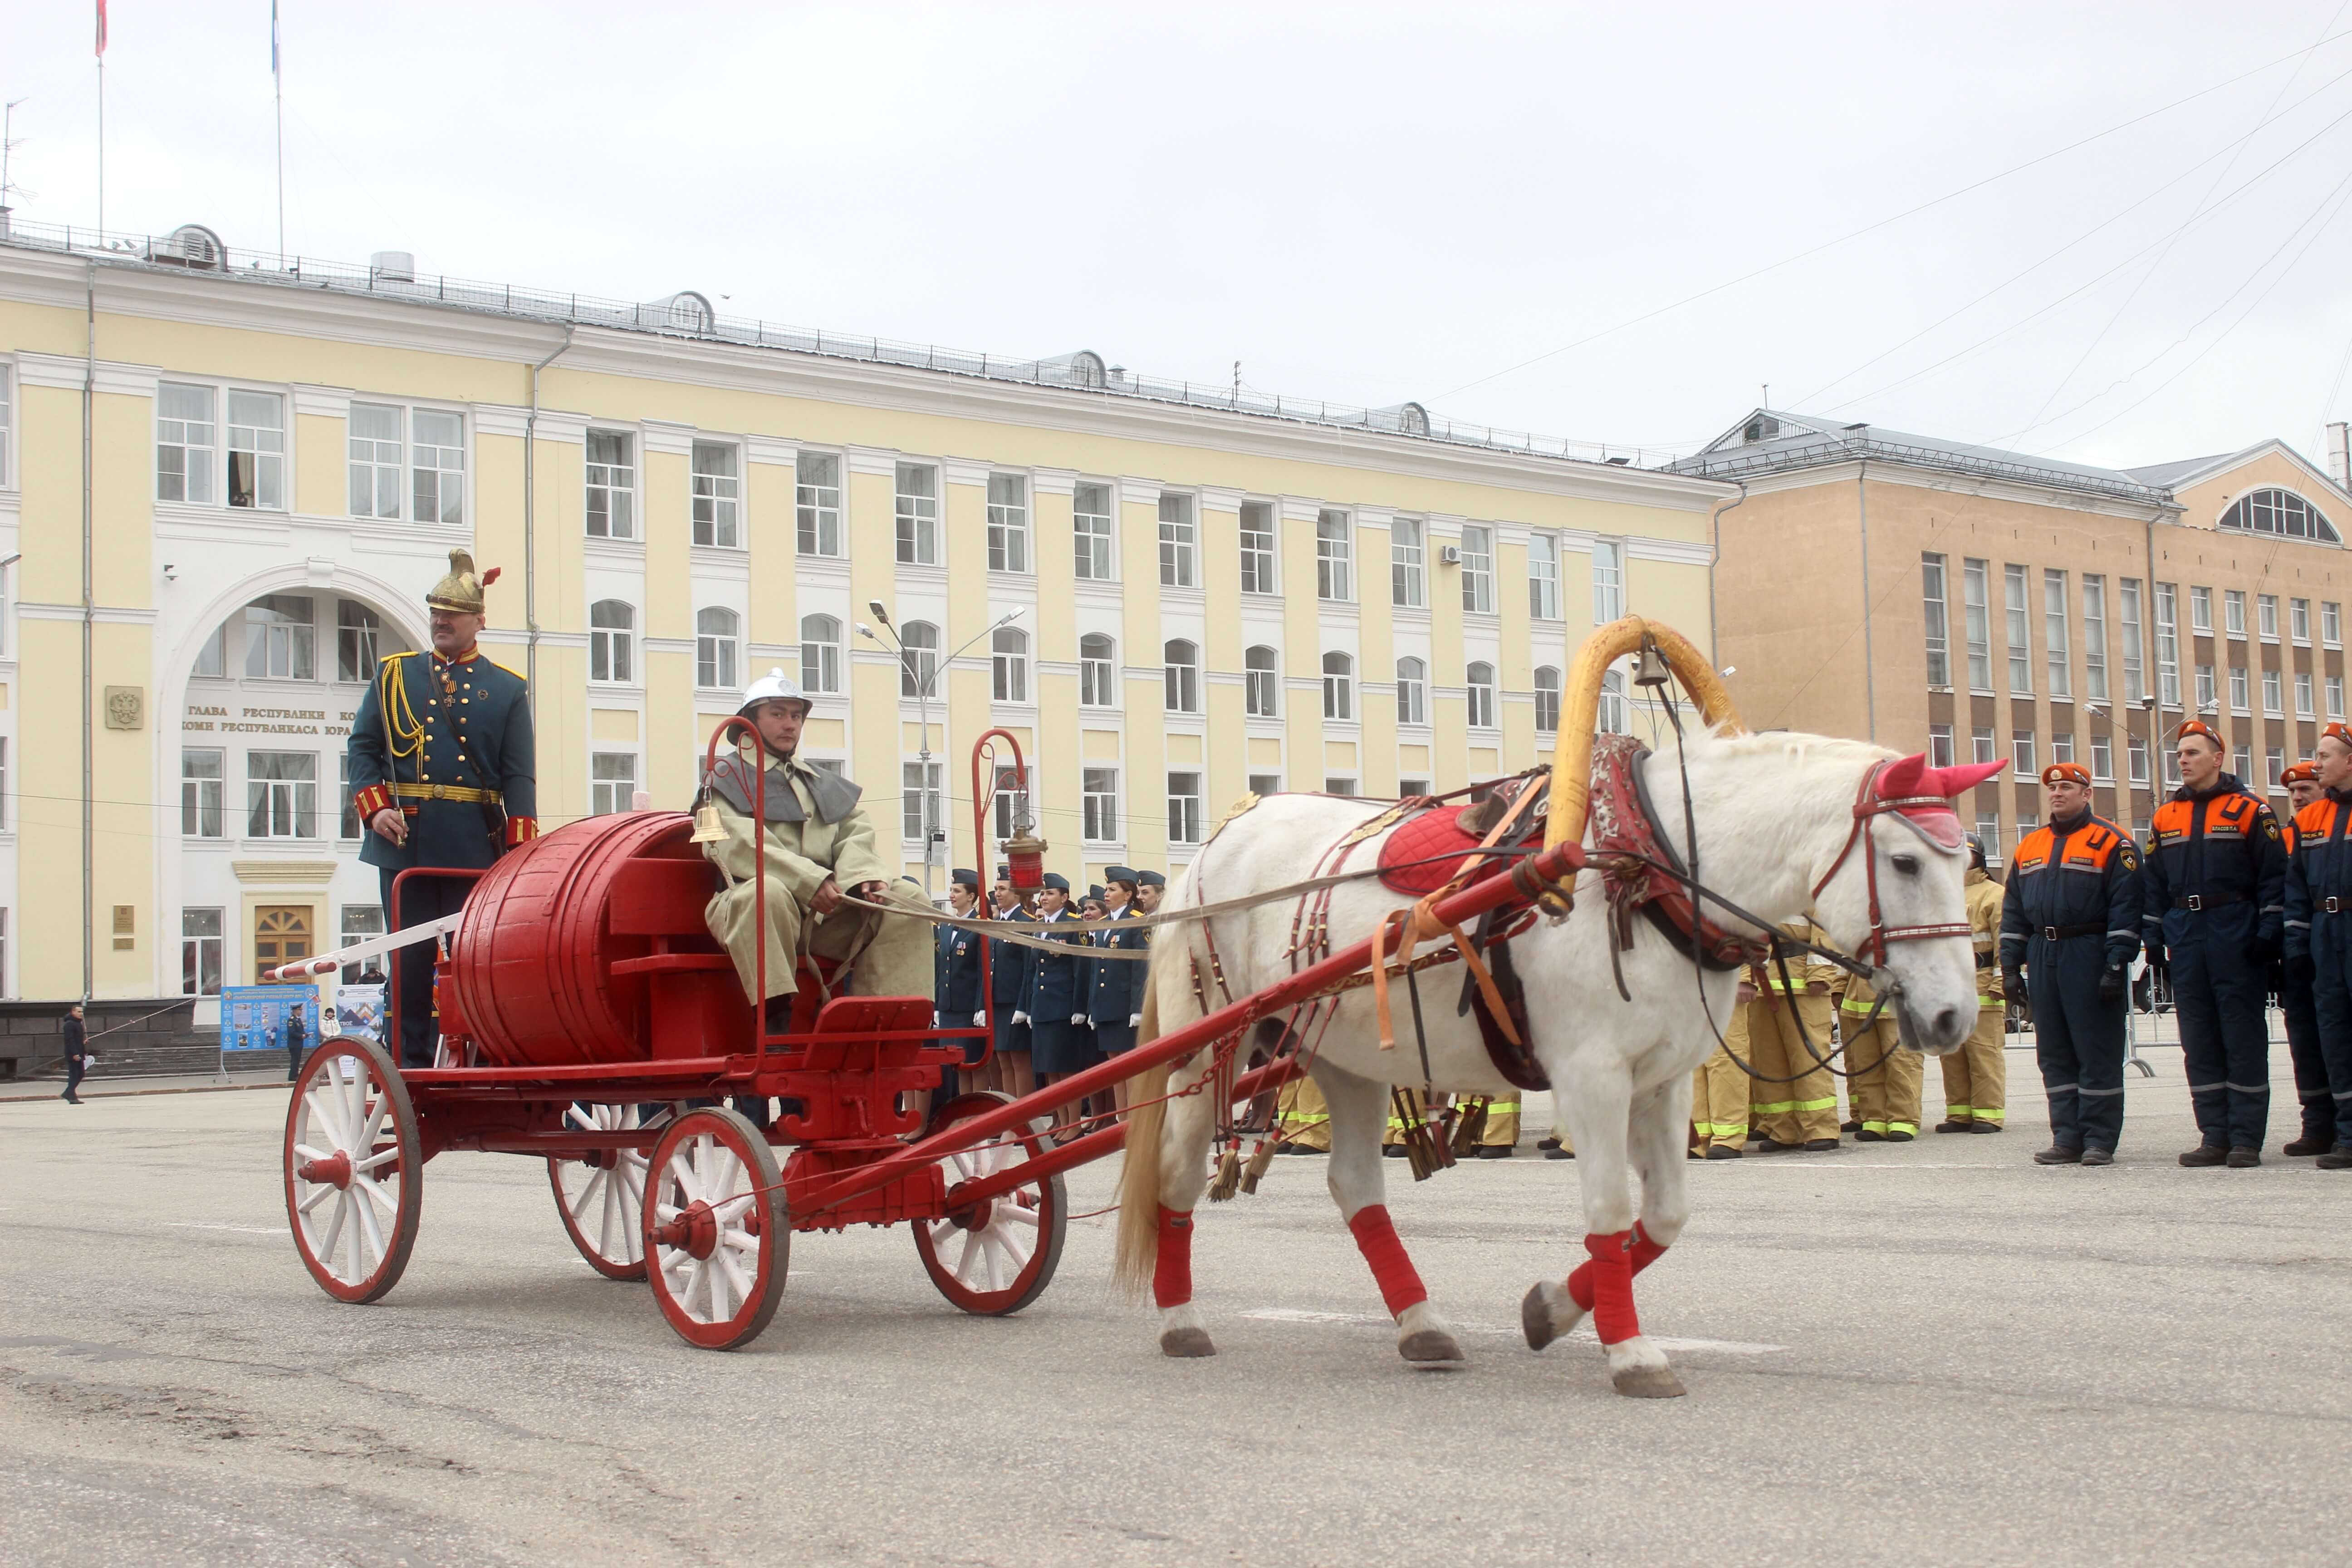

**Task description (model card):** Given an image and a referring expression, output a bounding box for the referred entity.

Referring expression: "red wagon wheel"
[643,1106,789,1350]
[283,1038,421,1304]
[914,1091,1067,1316]
[547,1102,676,1281]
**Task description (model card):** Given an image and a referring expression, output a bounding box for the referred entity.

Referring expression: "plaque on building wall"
[104,686,145,730]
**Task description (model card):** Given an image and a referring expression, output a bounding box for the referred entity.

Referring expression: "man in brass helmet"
[348,549,537,1068]
[699,668,931,1028]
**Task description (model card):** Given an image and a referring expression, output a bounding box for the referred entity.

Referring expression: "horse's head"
[1808,752,2002,1055]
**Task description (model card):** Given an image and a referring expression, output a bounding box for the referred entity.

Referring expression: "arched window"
[1396,656,1427,726]
[695,606,740,691]
[2219,488,2341,544]
[992,626,1030,703]
[799,613,842,695]
[900,620,940,698]
[1599,668,1629,735]
[1465,662,1496,729]
[1079,632,1117,707]
[1534,666,1562,734]
[1322,651,1354,721]
[1164,638,1200,714]
[589,600,635,684]
[1245,645,1279,717]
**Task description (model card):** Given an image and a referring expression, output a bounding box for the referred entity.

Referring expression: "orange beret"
[2283,760,2318,785]
[2040,762,2092,788]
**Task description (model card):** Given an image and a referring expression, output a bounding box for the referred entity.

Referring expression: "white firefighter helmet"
[737,667,811,719]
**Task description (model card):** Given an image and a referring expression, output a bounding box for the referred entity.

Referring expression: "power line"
[1433,28,2352,402]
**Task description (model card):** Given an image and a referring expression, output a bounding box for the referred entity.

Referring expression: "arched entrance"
[164,572,429,1008]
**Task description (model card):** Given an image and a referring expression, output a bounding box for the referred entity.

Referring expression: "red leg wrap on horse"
[1347,1204,1429,1318]
[1153,1206,1194,1308]
[1577,1230,1642,1344]
[1565,1220,1666,1313]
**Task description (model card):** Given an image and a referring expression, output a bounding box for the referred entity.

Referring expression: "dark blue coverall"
[2282,789,2352,1151]
[2000,811,2141,1152]
[1086,903,1150,1058]
[2141,774,2287,1152]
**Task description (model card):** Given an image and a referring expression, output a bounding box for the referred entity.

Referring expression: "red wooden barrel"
[451,812,743,1067]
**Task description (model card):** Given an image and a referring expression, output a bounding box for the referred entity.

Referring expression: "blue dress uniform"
[2141,758,2287,1156]
[1999,789,2141,1156]
[1024,875,1099,1076]
[2283,782,2352,1157]
[2276,764,2337,1154]
[935,870,986,1093]
[347,552,536,1069]
[989,877,1034,1064]
[1088,869,1150,1057]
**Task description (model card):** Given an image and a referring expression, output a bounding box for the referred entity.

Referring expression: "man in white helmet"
[700,669,932,1024]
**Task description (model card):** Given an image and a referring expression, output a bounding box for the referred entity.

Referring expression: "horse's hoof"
[1522,1280,1574,1351]
[1611,1362,1687,1399]
[1160,1326,1217,1358]
[1399,1328,1465,1365]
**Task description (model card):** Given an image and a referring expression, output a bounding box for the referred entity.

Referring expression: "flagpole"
[95,56,103,239]
[273,1,284,266]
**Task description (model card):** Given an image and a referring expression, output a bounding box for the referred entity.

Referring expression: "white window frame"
[1963,559,1993,692]
[2225,588,2247,639]
[1316,510,1353,603]
[2130,735,2151,786]
[2191,585,2213,634]
[987,473,1030,574]
[692,441,741,549]
[2156,583,2180,706]
[895,462,941,567]
[899,622,941,699]
[2228,664,2248,714]
[2293,596,2312,643]
[181,908,225,998]
[1164,639,1200,715]
[2043,568,2071,698]
[2091,733,2112,783]
[1534,666,1562,734]
[246,750,318,839]
[2005,564,2032,694]
[1244,646,1279,718]
[1321,652,1354,721]
[1530,534,1562,622]
[1239,501,1277,595]
[591,751,638,816]
[2332,674,2347,720]
[1079,634,1117,708]
[2259,593,2280,642]
[590,600,636,684]
[2297,670,2316,719]
[695,607,741,691]
[2326,600,2344,647]
[2012,730,2036,780]
[799,614,843,695]
[991,626,1030,703]
[1159,493,1198,589]
[1465,662,1496,730]
[348,400,404,520]
[1396,657,1428,727]
[796,451,844,558]
[585,429,637,540]
[1073,481,1114,581]
[2264,667,2284,717]
[182,749,225,839]
[1392,518,1426,609]
[1167,771,1203,845]
[1592,537,1624,623]
[2120,578,2144,703]
[1928,724,1955,768]
[1922,553,1950,688]
[902,760,945,844]
[2082,573,2108,703]
[1083,767,1119,843]
[1461,525,1495,616]
[1973,727,1997,765]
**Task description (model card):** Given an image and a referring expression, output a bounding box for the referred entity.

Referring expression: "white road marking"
[159,1222,282,1235]
[1240,1306,1784,1355]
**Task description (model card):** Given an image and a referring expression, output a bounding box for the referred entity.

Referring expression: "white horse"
[1114,730,1998,1397]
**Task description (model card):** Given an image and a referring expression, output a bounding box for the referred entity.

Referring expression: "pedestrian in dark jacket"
[284,1004,308,1083]
[61,1004,89,1105]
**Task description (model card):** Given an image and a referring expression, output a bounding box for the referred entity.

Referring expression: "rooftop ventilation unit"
[1016,351,1110,389]
[370,250,416,283]
[1742,415,1781,444]
[1369,402,1431,437]
[147,223,225,270]
[633,291,715,335]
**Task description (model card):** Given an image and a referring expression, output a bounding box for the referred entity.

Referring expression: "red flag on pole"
[95,0,108,57]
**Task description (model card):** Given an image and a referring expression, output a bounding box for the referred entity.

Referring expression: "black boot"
[2315,1145,2352,1170]
[2178,1143,2229,1167]
[2033,1145,2082,1165]
[2282,1132,2332,1156]
[2225,1146,2262,1168]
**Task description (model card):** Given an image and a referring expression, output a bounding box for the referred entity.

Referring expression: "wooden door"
[254,905,314,982]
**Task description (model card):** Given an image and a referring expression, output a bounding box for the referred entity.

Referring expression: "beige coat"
[700,757,926,1003]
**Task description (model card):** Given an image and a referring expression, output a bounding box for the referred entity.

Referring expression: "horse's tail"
[1113,950,1175,1298]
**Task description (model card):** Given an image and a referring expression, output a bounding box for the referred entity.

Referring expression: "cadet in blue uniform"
[2282,728,2352,1169]
[988,867,1035,1098]
[1089,867,1150,1114]
[2278,759,2337,1157]
[2001,762,2141,1166]
[348,551,536,1069]
[935,868,986,1100]
[1023,872,1098,1127]
[2141,720,2287,1166]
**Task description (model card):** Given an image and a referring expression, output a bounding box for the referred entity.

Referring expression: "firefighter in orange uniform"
[2283,730,2352,1168]
[1936,832,2007,1133]
[2277,758,2336,1156]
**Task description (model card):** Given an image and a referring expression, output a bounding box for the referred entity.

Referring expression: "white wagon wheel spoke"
[642,1107,787,1349]
[911,1093,1068,1317]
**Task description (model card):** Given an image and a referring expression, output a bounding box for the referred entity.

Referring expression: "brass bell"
[689,796,726,844]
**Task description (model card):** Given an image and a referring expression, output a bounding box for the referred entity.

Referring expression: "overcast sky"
[9,2,2352,472]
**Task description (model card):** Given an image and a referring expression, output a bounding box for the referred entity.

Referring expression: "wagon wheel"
[913,1091,1068,1316]
[547,1102,678,1281]
[643,1106,789,1350]
[283,1038,421,1304]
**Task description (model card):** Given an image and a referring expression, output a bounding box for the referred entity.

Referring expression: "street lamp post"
[860,602,1024,902]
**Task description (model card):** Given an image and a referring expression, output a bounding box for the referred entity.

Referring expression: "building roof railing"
[1669,424,2173,506]
[0,215,1689,473]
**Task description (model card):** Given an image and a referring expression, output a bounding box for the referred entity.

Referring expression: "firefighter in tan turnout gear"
[700,668,933,1026]
[1937,831,2008,1133]
[1746,920,1842,1151]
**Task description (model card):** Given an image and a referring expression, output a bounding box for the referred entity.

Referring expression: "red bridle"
[1809,760,1978,967]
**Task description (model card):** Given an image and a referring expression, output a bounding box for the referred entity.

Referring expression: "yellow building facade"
[0,224,1727,1012]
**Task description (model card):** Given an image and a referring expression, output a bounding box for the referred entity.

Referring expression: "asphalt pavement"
[1,1044,2347,1567]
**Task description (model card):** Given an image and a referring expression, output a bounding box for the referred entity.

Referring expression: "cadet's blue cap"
[1105,866,1138,885]
[1088,885,1106,902]
[995,864,1010,879]
[951,868,980,889]
[1137,869,1166,887]
[1040,872,1070,892]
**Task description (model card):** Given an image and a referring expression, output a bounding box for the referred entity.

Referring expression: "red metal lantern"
[1002,828,1047,892]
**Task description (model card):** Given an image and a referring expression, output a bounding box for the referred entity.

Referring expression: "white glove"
[1071,1013,1087,1025]
[1012,1010,1030,1024]
[1129,1013,1142,1027]
[972,1013,986,1027]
